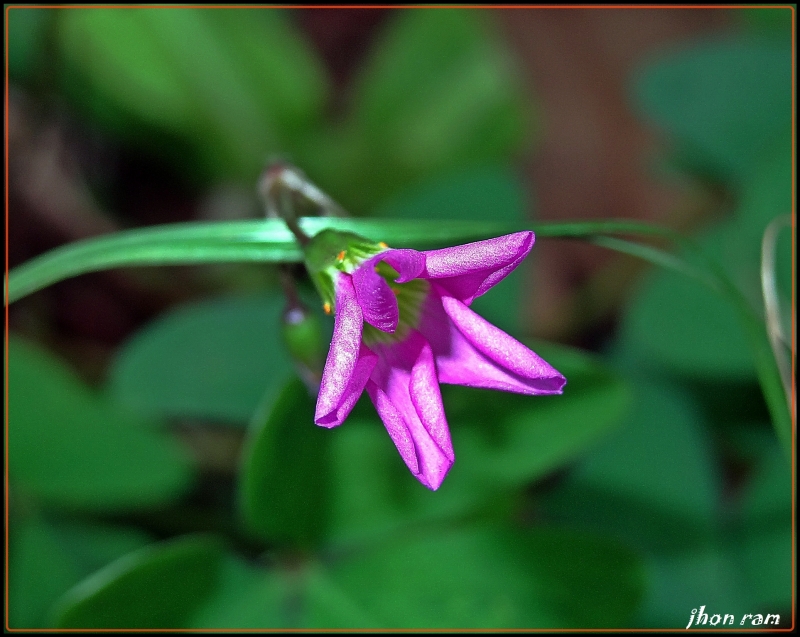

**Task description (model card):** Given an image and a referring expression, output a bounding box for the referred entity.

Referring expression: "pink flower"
[310,231,565,490]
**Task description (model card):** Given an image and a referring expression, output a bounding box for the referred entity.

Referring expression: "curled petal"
[367,332,454,490]
[420,287,566,395]
[315,276,377,427]
[377,249,426,283]
[353,249,426,332]
[352,263,398,333]
[421,232,534,304]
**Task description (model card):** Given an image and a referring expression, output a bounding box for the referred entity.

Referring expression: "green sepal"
[302,229,386,311]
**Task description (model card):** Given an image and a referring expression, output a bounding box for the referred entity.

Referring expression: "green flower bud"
[281,303,326,392]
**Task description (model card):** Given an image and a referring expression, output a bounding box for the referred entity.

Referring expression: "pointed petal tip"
[314,410,341,428]
[416,456,454,491]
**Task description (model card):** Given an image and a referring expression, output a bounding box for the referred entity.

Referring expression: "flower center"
[362,262,429,346]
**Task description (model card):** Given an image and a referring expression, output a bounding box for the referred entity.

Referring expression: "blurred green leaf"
[735,441,791,609]
[621,262,754,378]
[312,10,530,211]
[637,547,753,628]
[454,340,631,487]
[239,377,331,548]
[532,375,775,627]
[53,535,223,628]
[374,164,527,222]
[189,555,295,628]
[327,341,629,543]
[8,335,193,510]
[9,517,151,628]
[738,8,793,41]
[7,7,53,84]
[327,414,497,546]
[537,377,721,551]
[620,146,791,380]
[58,9,327,182]
[108,294,292,424]
[634,38,791,179]
[306,525,644,628]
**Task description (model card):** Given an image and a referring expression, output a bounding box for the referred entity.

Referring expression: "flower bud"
[281,303,326,394]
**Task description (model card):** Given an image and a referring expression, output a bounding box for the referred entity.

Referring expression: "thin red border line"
[3,4,796,634]
[2,4,796,635]
[4,3,10,635]
[791,4,797,635]
[2,3,798,8]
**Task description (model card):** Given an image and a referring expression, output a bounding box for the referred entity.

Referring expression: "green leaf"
[9,516,151,628]
[57,9,327,182]
[239,377,331,548]
[633,38,791,179]
[532,375,768,627]
[374,164,527,221]
[738,7,793,41]
[306,525,645,628]
[8,335,193,510]
[620,146,792,380]
[7,7,53,84]
[453,340,631,487]
[6,217,687,304]
[537,377,721,551]
[327,414,496,546]
[637,547,753,628]
[327,341,629,544]
[189,555,296,629]
[6,219,302,303]
[622,262,754,378]
[317,10,529,210]
[53,535,223,628]
[108,294,293,424]
[734,441,791,609]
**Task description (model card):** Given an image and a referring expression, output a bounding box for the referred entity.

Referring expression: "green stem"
[5,217,790,454]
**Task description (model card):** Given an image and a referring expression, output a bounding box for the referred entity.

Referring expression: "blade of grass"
[5,217,789,454]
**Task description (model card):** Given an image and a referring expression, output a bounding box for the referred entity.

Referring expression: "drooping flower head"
[304,229,565,490]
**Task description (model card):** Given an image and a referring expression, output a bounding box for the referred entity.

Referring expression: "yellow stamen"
[323,302,331,315]
[378,242,388,249]
[336,250,346,262]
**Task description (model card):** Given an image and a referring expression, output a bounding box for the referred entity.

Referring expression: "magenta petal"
[366,381,419,475]
[420,287,566,395]
[421,232,534,304]
[353,249,425,332]
[409,335,453,462]
[315,276,377,427]
[352,262,398,333]
[377,249,426,283]
[366,332,454,490]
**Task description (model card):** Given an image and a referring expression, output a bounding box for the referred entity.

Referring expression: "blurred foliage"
[6,6,793,630]
[44,7,529,212]
[8,336,194,511]
[107,293,296,424]
[623,34,792,398]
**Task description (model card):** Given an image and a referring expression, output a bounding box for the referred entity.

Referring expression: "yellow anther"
[378,242,388,249]
[323,302,331,315]
[336,250,346,262]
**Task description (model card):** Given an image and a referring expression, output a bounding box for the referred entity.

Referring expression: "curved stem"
[761,215,793,412]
